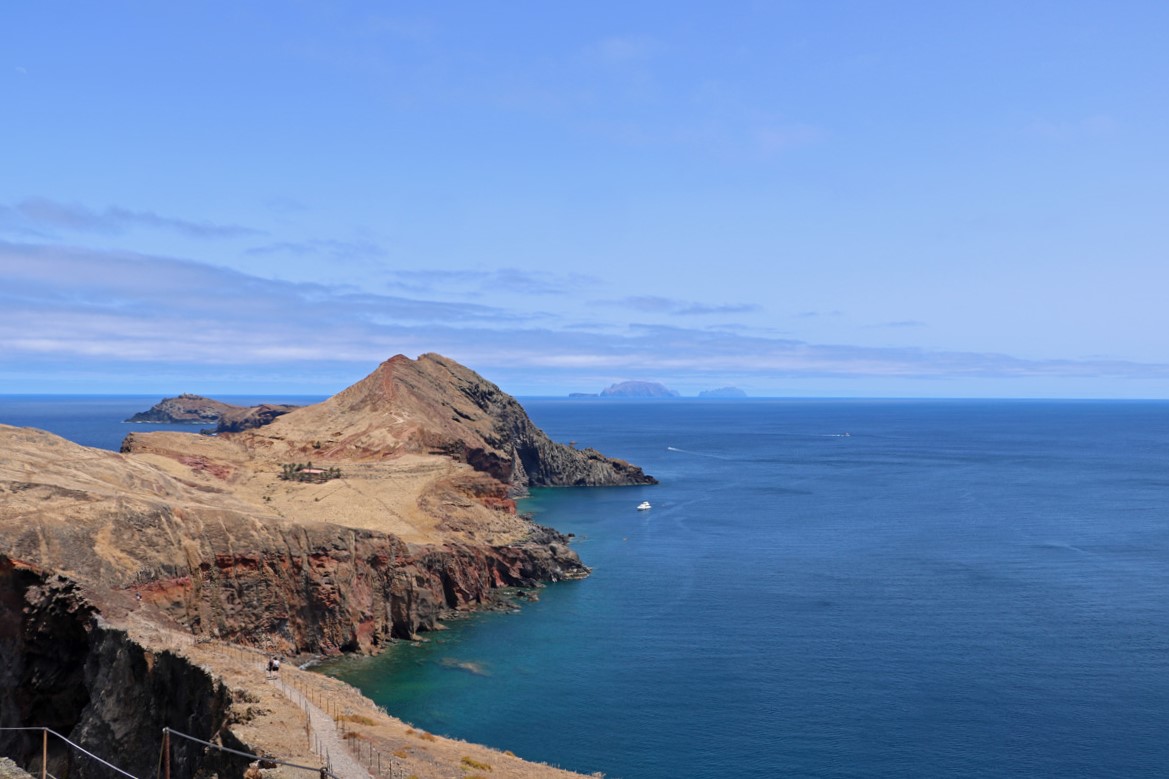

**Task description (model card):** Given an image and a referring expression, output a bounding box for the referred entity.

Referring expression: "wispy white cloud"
[0,241,528,367]
[613,295,760,316]
[246,238,388,263]
[4,198,264,239]
[4,239,1166,393]
[386,268,601,297]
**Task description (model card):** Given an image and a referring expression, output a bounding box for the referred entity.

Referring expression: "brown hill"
[254,353,657,488]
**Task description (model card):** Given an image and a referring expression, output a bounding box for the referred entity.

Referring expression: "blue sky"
[3,2,1168,397]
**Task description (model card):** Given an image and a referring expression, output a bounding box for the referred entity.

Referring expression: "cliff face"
[135,524,585,650]
[0,557,240,779]
[5,354,645,649]
[0,425,587,652]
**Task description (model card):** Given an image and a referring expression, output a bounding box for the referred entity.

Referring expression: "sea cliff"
[0,354,652,779]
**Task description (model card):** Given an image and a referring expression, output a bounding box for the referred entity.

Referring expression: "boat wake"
[666,446,730,460]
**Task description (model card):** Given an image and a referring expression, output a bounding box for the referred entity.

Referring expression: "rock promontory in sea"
[1,353,646,779]
[698,386,748,398]
[126,393,300,432]
[598,380,679,398]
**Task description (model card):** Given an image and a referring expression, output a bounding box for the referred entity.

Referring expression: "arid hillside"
[0,353,653,779]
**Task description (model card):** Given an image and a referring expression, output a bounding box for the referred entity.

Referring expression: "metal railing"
[0,727,137,779]
[0,726,341,779]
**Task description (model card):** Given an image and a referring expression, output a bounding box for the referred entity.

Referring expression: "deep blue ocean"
[4,397,1168,777]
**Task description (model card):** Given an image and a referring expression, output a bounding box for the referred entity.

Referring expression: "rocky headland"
[126,393,299,432]
[0,353,654,779]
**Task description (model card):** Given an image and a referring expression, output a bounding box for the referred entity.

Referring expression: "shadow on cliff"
[0,556,244,779]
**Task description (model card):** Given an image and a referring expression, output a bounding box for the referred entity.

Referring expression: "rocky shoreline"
[0,354,652,778]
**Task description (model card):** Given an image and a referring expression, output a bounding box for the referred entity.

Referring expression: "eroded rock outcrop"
[0,557,240,779]
[125,393,297,431]
[215,403,299,433]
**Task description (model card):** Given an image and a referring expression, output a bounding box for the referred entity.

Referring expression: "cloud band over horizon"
[4,238,1168,397]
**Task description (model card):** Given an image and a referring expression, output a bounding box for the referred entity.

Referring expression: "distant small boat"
[637,501,652,511]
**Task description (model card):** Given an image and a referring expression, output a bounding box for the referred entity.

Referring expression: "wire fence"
[0,727,137,779]
[0,725,348,779]
[272,665,404,779]
[1,631,410,779]
[0,691,396,779]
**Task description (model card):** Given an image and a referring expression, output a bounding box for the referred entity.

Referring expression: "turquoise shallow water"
[5,397,1169,777]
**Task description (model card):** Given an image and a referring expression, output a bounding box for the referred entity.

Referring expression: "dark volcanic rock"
[126,394,297,431]
[0,558,242,779]
[169,523,589,650]
[125,393,239,424]
[215,403,298,433]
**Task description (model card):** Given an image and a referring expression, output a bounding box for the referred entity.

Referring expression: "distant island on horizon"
[698,386,748,398]
[568,381,748,399]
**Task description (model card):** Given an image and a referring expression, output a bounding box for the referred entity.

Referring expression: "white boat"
[637,501,652,511]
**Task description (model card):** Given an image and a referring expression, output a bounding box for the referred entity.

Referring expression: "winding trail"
[269,675,373,779]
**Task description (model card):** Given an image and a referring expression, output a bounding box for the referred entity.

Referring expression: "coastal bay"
[3,393,1168,777]
[321,398,1169,778]
[0,356,652,779]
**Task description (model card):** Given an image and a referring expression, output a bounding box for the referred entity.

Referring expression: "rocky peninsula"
[0,353,654,779]
[126,393,300,432]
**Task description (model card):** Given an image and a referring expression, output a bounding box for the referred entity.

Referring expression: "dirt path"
[118,617,591,779]
[270,675,373,779]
